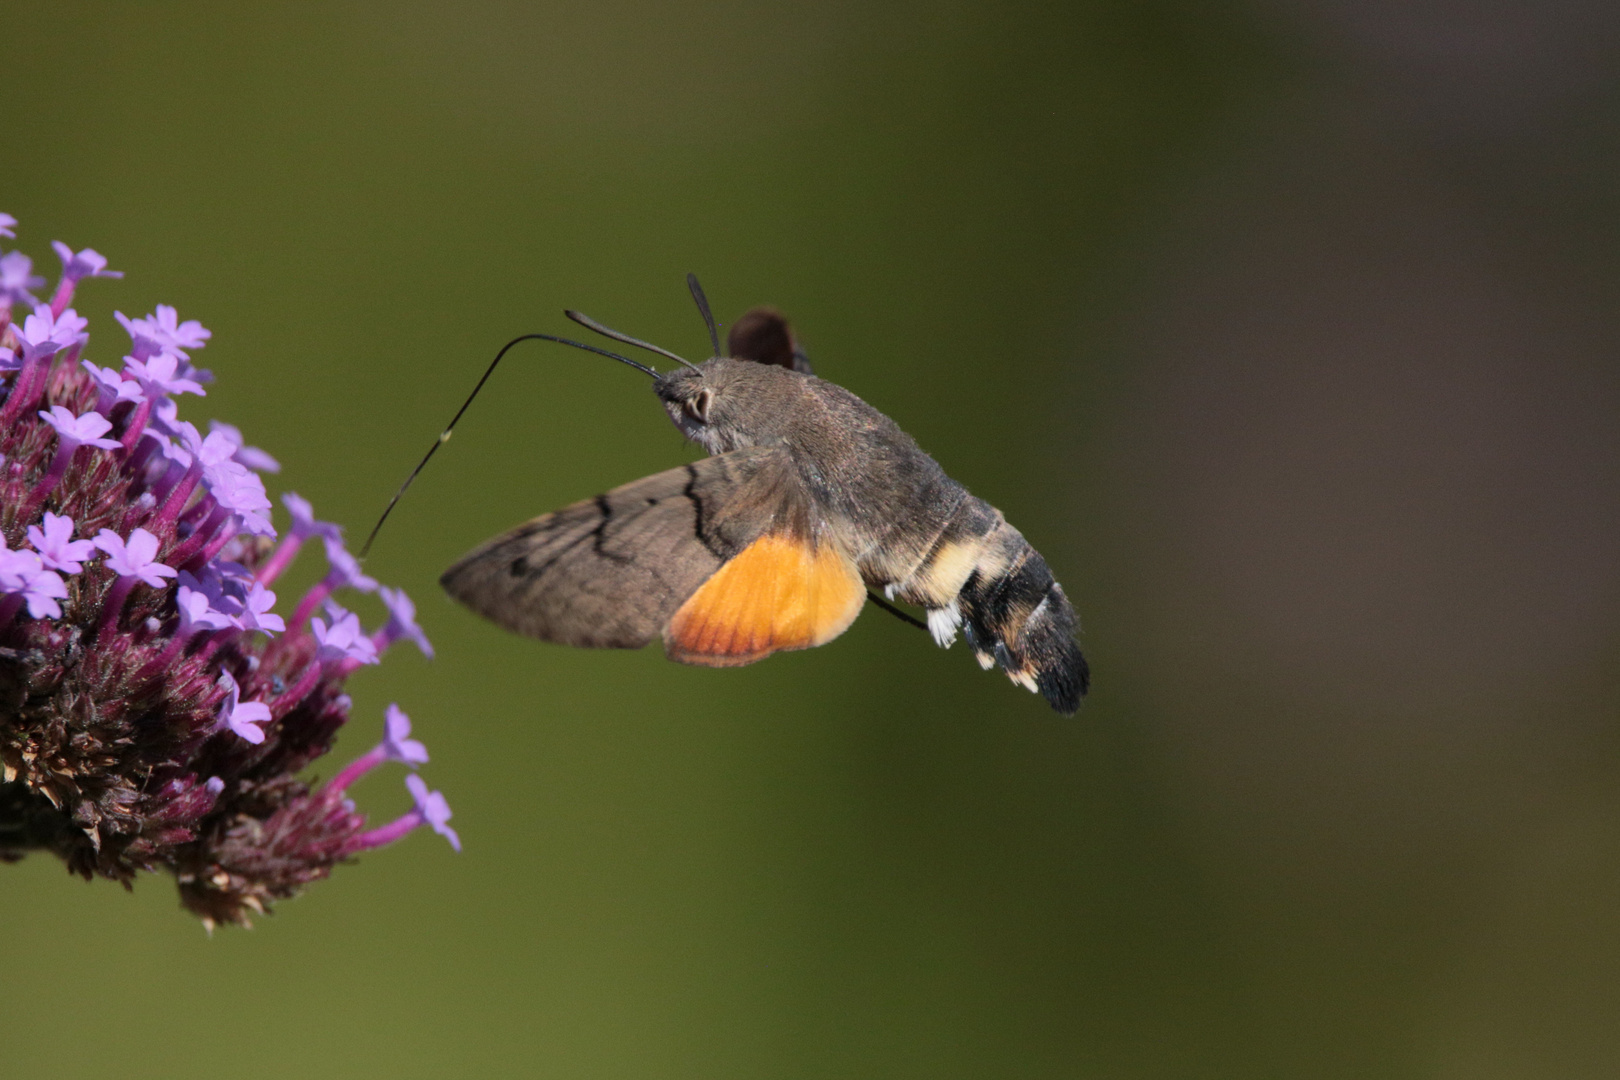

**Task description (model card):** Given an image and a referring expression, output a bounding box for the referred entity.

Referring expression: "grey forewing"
[440,446,799,649]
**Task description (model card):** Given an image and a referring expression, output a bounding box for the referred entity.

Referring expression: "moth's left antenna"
[687,273,722,358]
[359,332,657,559]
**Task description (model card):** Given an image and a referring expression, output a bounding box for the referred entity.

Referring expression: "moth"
[408,278,1088,713]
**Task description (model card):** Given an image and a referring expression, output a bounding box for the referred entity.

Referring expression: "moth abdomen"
[1019,581,1088,715]
[954,525,1088,715]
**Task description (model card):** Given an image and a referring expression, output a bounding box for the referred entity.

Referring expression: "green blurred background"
[6,2,1620,1077]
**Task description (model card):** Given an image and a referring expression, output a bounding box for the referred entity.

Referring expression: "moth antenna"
[866,590,929,631]
[359,332,656,559]
[565,309,705,373]
[686,272,722,358]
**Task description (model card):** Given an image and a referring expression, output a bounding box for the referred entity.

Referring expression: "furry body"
[443,355,1089,713]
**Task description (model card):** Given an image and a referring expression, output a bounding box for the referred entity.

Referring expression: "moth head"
[655,358,803,455]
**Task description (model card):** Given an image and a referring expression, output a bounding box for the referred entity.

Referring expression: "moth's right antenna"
[687,272,722,358]
[359,332,655,559]
[565,310,705,373]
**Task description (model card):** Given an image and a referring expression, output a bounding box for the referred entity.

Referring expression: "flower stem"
[17,442,76,522]
[146,460,202,538]
[254,534,305,585]
[190,517,243,569]
[93,576,136,644]
[289,577,335,633]
[272,660,323,713]
[326,747,386,795]
[119,399,152,451]
[349,809,424,851]
[166,500,226,568]
[49,279,76,318]
[0,356,48,428]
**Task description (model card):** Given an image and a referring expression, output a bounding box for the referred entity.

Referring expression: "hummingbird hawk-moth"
[417,278,1089,713]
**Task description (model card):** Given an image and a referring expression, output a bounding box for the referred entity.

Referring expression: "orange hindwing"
[664,532,865,667]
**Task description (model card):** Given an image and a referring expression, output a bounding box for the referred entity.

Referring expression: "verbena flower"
[0,250,45,309]
[28,512,97,573]
[376,586,434,659]
[49,242,121,316]
[0,216,453,930]
[208,421,280,475]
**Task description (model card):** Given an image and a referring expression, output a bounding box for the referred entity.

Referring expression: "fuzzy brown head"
[654,357,811,456]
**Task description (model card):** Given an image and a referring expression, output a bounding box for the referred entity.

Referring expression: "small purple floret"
[125,352,206,399]
[176,424,275,537]
[153,304,211,354]
[49,244,120,316]
[27,512,97,573]
[117,303,209,359]
[0,250,44,306]
[320,702,434,795]
[177,584,237,634]
[236,582,286,634]
[0,212,15,239]
[311,607,379,666]
[406,774,460,852]
[52,308,90,342]
[321,533,378,594]
[216,673,272,745]
[176,565,229,608]
[82,361,144,410]
[0,546,69,620]
[39,405,122,451]
[382,703,430,766]
[376,585,434,658]
[283,493,340,541]
[12,305,70,363]
[209,421,281,474]
[52,241,122,283]
[94,527,178,588]
[215,469,275,537]
[253,492,338,586]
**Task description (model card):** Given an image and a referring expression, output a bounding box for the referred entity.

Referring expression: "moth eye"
[687,388,715,424]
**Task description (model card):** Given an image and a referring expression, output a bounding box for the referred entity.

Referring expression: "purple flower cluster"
[0,217,454,929]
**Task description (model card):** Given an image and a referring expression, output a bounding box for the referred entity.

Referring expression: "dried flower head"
[0,216,456,930]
